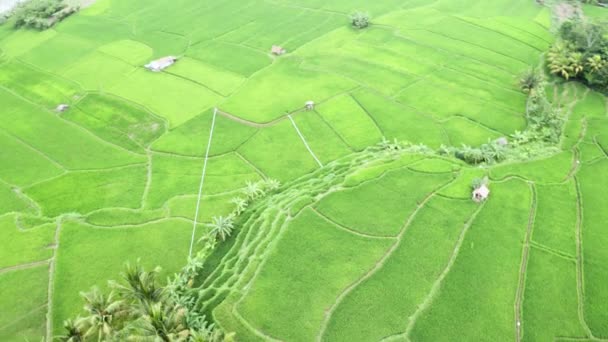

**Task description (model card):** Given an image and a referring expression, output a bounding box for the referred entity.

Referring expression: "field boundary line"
[574,176,596,339]
[451,15,544,52]
[0,128,67,171]
[382,201,486,341]
[515,183,537,342]
[529,240,576,262]
[234,151,269,179]
[189,108,217,258]
[0,304,47,331]
[0,259,50,275]
[230,214,293,341]
[316,177,458,341]
[311,207,396,240]
[287,114,323,167]
[140,150,153,209]
[45,219,62,341]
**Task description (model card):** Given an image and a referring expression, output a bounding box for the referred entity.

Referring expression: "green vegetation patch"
[579,160,608,336]
[522,249,585,341]
[110,69,221,127]
[324,196,478,342]
[353,90,446,148]
[97,39,154,66]
[84,208,167,227]
[410,179,531,340]
[152,110,257,157]
[0,130,64,187]
[0,88,144,170]
[167,57,246,97]
[292,111,353,164]
[237,120,318,182]
[52,219,193,332]
[315,94,383,151]
[316,168,452,236]
[146,153,261,208]
[237,208,392,341]
[0,183,31,215]
[25,165,147,217]
[221,58,357,123]
[0,266,48,341]
[62,51,135,90]
[532,183,577,256]
[67,93,165,153]
[490,151,573,183]
[0,215,55,268]
[19,33,97,72]
[0,28,57,57]
[443,117,502,147]
[0,60,82,109]
[187,40,271,77]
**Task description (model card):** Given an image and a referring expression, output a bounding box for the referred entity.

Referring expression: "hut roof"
[472,185,490,202]
[271,45,286,55]
[145,56,177,71]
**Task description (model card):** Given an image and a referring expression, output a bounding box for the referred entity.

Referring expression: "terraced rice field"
[1,0,608,341]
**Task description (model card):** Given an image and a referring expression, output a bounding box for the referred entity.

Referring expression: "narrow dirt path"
[45,219,62,342]
[0,259,50,274]
[574,177,596,339]
[514,182,537,342]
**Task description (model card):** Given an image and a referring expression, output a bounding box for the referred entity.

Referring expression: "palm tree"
[587,54,605,73]
[78,287,127,341]
[263,178,281,192]
[547,42,576,79]
[207,215,234,241]
[57,318,84,342]
[243,181,264,200]
[230,197,248,215]
[129,302,190,342]
[519,69,542,93]
[110,263,166,306]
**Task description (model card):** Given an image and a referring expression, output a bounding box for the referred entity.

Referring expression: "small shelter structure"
[472,184,490,203]
[56,104,69,112]
[305,100,315,110]
[271,45,286,55]
[145,56,178,72]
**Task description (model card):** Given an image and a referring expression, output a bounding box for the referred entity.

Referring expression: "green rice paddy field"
[1,0,608,340]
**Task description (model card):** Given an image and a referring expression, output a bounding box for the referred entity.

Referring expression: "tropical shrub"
[547,17,608,90]
[519,69,543,93]
[59,253,233,342]
[350,11,370,29]
[12,0,77,30]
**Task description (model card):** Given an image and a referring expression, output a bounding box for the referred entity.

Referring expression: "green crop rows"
[1,0,608,341]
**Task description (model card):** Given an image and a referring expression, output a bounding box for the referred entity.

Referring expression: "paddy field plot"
[1,0,608,341]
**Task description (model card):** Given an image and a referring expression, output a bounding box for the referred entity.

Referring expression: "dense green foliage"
[349,11,370,29]
[12,0,77,30]
[59,253,232,342]
[547,15,608,90]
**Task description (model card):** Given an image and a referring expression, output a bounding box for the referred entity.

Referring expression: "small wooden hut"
[472,184,490,202]
[271,45,286,55]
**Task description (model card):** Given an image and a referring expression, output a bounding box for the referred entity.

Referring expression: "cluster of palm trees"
[58,256,231,342]
[205,179,281,243]
[547,18,608,88]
